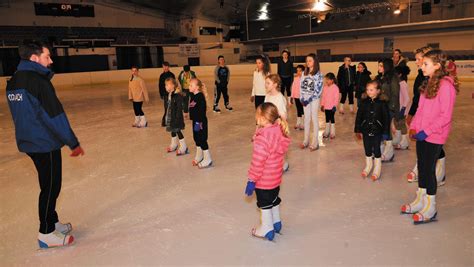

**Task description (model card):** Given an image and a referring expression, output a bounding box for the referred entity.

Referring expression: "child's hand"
[355,133,362,140]
[184,113,189,120]
[290,98,294,105]
[245,180,256,196]
[70,146,85,157]
[409,129,417,141]
[413,130,428,141]
[193,122,203,132]
[320,106,324,112]
[250,96,255,103]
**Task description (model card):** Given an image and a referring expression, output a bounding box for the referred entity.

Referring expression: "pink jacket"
[320,84,340,110]
[410,76,456,145]
[248,124,291,190]
[291,75,301,98]
[399,81,410,115]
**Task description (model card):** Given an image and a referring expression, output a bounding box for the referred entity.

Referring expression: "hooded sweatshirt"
[300,71,323,106]
[248,124,291,190]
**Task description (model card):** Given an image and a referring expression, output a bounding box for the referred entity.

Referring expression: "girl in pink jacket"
[401,50,459,225]
[290,65,305,130]
[320,72,340,139]
[245,102,291,241]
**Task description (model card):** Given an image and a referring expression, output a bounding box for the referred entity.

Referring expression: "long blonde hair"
[165,77,182,94]
[420,49,460,99]
[190,78,209,108]
[257,102,289,137]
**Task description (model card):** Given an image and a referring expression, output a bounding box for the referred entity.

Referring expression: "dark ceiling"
[115,0,402,24]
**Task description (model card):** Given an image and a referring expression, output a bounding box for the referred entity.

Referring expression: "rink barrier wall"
[1,61,473,89]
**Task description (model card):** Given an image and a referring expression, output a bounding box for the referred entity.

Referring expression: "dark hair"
[358,62,371,75]
[18,40,50,60]
[218,55,224,60]
[304,53,320,76]
[296,64,305,72]
[324,72,336,83]
[281,49,290,57]
[394,65,411,82]
[162,61,170,67]
[130,66,139,81]
[362,79,384,99]
[394,49,402,54]
[377,58,395,84]
[344,55,352,60]
[183,65,190,72]
[256,55,271,76]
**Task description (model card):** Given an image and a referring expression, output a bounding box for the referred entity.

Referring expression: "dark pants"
[417,141,443,195]
[133,101,144,116]
[183,89,190,111]
[324,109,335,123]
[439,148,445,159]
[280,77,292,97]
[214,83,230,107]
[254,95,265,109]
[294,98,304,117]
[255,186,281,209]
[161,97,169,126]
[171,131,184,139]
[27,150,62,234]
[340,85,354,105]
[193,119,209,150]
[363,134,382,158]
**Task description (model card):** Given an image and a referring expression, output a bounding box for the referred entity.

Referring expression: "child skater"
[213,55,232,113]
[320,72,340,139]
[290,64,305,130]
[354,80,390,181]
[189,78,213,168]
[128,66,149,128]
[401,49,458,224]
[164,77,188,155]
[250,55,271,109]
[245,102,291,241]
[265,74,289,172]
[300,53,324,151]
[392,65,411,150]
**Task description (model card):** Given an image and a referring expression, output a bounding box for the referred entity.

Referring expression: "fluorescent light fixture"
[312,0,327,11]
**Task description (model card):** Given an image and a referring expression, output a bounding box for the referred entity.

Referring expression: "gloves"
[193,122,203,132]
[399,107,406,118]
[332,106,336,112]
[382,134,389,141]
[70,146,85,157]
[245,180,256,196]
[413,130,428,141]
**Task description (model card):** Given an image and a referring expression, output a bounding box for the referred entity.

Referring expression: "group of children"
[129,49,457,242]
[246,48,457,240]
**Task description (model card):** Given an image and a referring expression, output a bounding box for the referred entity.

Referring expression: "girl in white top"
[251,55,271,109]
[300,53,324,151]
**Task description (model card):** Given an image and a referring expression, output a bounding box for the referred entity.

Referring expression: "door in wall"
[188,57,200,66]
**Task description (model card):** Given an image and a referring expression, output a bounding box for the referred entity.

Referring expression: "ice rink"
[0,76,472,266]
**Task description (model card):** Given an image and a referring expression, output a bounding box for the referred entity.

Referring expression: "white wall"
[0,0,165,28]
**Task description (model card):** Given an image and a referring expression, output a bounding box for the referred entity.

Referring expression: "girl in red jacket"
[401,50,458,224]
[245,102,291,241]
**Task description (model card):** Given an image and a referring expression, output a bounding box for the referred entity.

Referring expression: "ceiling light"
[312,0,327,11]
[394,8,401,14]
[317,19,322,23]
[257,13,269,20]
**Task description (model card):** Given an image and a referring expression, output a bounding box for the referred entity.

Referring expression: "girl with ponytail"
[245,102,290,241]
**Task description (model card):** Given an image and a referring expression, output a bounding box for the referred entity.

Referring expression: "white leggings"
[303,99,320,147]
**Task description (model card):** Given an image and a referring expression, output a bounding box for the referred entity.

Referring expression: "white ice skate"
[413,194,437,225]
[38,230,74,249]
[396,134,410,150]
[371,157,382,181]
[167,137,178,153]
[198,150,213,169]
[272,205,282,234]
[330,123,336,139]
[252,208,275,241]
[138,115,148,128]
[361,156,373,178]
[176,139,189,156]
[322,123,330,138]
[381,141,395,162]
[392,130,401,146]
[401,188,426,214]
[55,222,72,235]
[407,163,418,182]
[192,147,203,166]
[436,157,446,186]
[132,116,140,127]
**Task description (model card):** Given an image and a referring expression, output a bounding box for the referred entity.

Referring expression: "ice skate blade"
[251,228,275,241]
[198,161,213,169]
[413,212,438,225]
[176,148,189,156]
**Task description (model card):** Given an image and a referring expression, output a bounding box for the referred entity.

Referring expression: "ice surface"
[0,76,472,266]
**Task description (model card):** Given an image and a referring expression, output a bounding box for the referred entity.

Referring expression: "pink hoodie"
[320,84,340,110]
[248,124,291,190]
[291,75,301,99]
[410,76,456,145]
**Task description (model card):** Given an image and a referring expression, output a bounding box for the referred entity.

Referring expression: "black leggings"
[340,85,354,105]
[363,134,382,158]
[27,150,62,234]
[417,141,443,195]
[255,186,281,209]
[214,83,230,107]
[280,77,292,97]
[171,131,184,139]
[439,148,445,159]
[294,98,304,117]
[324,109,335,123]
[254,95,265,109]
[133,101,144,116]
[193,119,209,150]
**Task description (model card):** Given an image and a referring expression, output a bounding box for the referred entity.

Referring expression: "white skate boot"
[192,147,203,166]
[55,222,72,235]
[436,157,446,186]
[371,157,382,181]
[323,123,330,138]
[401,188,426,214]
[396,134,410,150]
[198,150,213,168]
[176,138,189,156]
[407,163,418,183]
[330,123,336,139]
[361,156,373,178]
[167,137,178,153]
[392,130,401,146]
[132,116,140,127]
[272,205,282,234]
[252,208,275,241]
[38,230,74,249]
[138,115,148,128]
[381,141,395,162]
[413,194,437,224]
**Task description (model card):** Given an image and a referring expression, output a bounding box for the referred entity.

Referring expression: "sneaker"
[213,107,221,113]
[225,105,233,111]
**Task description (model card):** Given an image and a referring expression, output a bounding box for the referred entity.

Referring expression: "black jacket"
[376,73,400,117]
[337,64,356,89]
[189,92,207,122]
[277,59,293,78]
[408,69,426,116]
[158,71,175,98]
[355,70,372,99]
[166,91,186,132]
[354,96,390,137]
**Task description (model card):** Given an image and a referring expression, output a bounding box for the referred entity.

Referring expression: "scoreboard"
[34,2,95,17]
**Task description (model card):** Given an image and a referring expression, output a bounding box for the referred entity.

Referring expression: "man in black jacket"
[337,56,356,114]
[158,61,175,126]
[6,40,84,248]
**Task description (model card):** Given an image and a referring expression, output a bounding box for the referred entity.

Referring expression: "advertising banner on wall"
[179,44,200,57]
[456,61,474,76]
